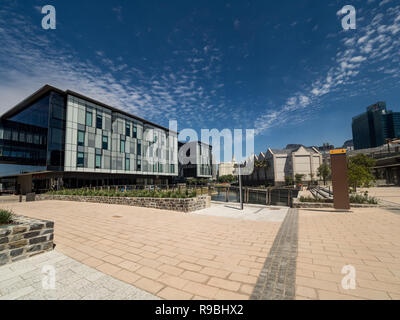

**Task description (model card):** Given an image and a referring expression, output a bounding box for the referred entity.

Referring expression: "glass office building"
[352,102,400,150]
[0,85,178,194]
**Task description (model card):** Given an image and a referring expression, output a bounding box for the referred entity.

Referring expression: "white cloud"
[254,4,400,135]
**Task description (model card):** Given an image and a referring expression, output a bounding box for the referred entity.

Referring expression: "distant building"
[218,157,236,177]
[342,139,354,151]
[352,102,400,150]
[243,145,322,186]
[317,143,335,152]
[178,141,213,180]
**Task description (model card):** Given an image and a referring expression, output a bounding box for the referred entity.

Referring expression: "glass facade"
[63,94,178,176]
[1,88,179,187]
[86,110,93,127]
[352,102,400,150]
[0,92,66,169]
[96,114,102,129]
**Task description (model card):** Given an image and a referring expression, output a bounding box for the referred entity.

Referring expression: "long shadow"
[251,208,299,300]
[224,205,243,211]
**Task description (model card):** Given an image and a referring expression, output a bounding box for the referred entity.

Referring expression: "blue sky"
[0,0,400,160]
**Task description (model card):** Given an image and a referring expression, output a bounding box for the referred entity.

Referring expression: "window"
[120,140,125,153]
[137,159,141,171]
[19,132,25,143]
[133,125,137,138]
[77,152,84,167]
[86,110,93,126]
[77,130,85,146]
[170,164,175,173]
[102,135,108,150]
[126,123,131,137]
[159,163,163,173]
[154,135,157,143]
[96,114,102,129]
[125,157,130,171]
[26,133,32,144]
[137,142,141,156]
[12,131,18,142]
[95,154,101,169]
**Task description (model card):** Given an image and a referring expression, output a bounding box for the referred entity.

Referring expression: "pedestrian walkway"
[0,250,158,300]
[193,202,289,222]
[5,201,281,300]
[3,200,400,300]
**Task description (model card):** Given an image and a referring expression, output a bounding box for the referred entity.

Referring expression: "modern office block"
[352,102,400,150]
[0,85,178,194]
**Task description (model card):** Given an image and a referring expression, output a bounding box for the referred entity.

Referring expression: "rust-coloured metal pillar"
[330,149,350,210]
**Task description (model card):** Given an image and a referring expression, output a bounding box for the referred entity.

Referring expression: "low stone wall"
[36,194,211,213]
[292,197,381,209]
[0,215,54,266]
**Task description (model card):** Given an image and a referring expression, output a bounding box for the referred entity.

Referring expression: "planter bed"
[292,198,381,209]
[36,194,211,213]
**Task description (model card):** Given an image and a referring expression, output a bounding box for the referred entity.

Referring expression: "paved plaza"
[359,187,400,206]
[0,250,158,300]
[1,200,400,300]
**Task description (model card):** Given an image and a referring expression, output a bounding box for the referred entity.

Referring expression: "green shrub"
[299,196,332,203]
[0,208,14,225]
[299,194,378,205]
[349,194,378,204]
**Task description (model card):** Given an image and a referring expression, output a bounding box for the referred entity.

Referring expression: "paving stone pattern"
[251,208,298,300]
[0,250,158,300]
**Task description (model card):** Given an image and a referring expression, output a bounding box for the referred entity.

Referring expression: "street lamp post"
[235,163,244,211]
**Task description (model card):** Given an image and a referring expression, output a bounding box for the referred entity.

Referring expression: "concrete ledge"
[0,215,54,266]
[36,194,211,213]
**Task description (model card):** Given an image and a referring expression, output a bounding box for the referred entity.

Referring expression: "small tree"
[348,154,376,192]
[217,175,237,184]
[295,174,305,185]
[285,176,293,186]
[317,163,331,186]
[255,159,269,186]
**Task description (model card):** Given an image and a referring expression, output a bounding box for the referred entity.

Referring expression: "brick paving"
[5,201,281,300]
[295,208,400,300]
[4,200,400,300]
[251,208,298,300]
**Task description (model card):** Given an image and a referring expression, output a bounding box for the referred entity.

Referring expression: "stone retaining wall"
[0,215,54,266]
[36,194,211,213]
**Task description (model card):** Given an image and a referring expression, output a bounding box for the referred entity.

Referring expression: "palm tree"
[255,158,269,187]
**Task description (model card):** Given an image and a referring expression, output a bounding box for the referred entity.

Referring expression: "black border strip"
[251,208,299,300]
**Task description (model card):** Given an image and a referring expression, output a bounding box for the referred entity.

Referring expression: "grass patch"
[0,208,14,225]
[47,188,198,199]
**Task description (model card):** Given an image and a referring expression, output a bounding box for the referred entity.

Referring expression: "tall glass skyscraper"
[352,102,400,150]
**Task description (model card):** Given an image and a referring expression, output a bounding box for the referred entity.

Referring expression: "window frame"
[102,135,108,150]
[86,110,93,127]
[77,130,85,146]
[95,154,101,169]
[125,157,130,171]
[77,152,85,167]
[96,114,102,129]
